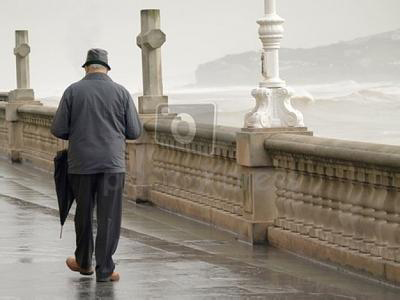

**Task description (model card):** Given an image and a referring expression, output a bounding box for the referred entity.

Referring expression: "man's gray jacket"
[51,72,142,174]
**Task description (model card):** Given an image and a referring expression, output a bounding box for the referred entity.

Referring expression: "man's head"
[84,64,108,74]
[82,48,111,74]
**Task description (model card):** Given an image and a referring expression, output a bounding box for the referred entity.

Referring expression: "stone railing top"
[17,104,57,116]
[264,134,400,169]
[144,118,239,144]
[0,102,6,110]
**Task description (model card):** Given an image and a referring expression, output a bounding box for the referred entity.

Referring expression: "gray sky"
[1,0,400,96]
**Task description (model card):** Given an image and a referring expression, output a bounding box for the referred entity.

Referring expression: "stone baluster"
[326,178,345,245]
[275,166,288,228]
[224,159,236,214]
[285,156,303,234]
[282,176,296,230]
[299,194,315,236]
[380,188,400,261]
[336,176,355,249]
[233,168,243,216]
[385,213,400,262]
[214,157,225,211]
[369,186,389,257]
[318,197,334,242]
[291,190,306,234]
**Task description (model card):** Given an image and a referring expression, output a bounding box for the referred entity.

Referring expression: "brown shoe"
[66,257,94,276]
[97,272,120,282]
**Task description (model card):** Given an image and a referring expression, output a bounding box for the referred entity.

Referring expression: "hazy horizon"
[1,0,400,98]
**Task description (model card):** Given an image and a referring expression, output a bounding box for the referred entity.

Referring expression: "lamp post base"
[244,87,304,129]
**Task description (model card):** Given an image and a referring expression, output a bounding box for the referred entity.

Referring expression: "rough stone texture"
[265,133,400,285]
[236,127,312,167]
[125,127,156,202]
[144,118,271,243]
[3,105,65,171]
[8,88,35,102]
[268,227,400,285]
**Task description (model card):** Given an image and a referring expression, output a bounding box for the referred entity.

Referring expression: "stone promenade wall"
[17,105,67,171]
[124,119,273,243]
[0,105,272,243]
[265,134,400,284]
[1,103,400,283]
[143,119,264,241]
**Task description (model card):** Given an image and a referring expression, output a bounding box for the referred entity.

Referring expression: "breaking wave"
[294,81,400,104]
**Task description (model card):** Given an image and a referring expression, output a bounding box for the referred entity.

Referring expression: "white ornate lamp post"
[244,0,304,129]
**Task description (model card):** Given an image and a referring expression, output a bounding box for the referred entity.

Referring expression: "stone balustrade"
[2,104,400,283]
[265,134,400,283]
[143,119,255,239]
[17,105,65,171]
[0,105,272,243]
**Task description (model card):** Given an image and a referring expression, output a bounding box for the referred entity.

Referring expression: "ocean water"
[39,80,400,146]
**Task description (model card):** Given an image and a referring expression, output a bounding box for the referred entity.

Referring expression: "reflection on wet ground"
[1,158,400,299]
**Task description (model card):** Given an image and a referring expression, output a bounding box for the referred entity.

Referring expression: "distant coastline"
[195,28,400,87]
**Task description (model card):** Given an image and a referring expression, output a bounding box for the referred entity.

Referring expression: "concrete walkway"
[0,158,400,299]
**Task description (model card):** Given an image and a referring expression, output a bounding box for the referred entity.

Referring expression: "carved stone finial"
[137,29,166,50]
[14,43,30,58]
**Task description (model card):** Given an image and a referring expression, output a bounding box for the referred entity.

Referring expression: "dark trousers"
[68,173,125,280]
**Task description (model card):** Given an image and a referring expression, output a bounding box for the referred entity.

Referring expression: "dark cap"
[82,48,111,70]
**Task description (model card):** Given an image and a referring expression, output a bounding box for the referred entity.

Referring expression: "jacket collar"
[83,72,112,81]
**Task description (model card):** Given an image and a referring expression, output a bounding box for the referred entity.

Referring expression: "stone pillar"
[6,30,41,162]
[136,9,168,114]
[244,0,305,129]
[237,1,312,241]
[9,30,35,102]
[131,10,169,203]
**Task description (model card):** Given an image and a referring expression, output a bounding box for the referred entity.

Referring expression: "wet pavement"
[1,158,400,299]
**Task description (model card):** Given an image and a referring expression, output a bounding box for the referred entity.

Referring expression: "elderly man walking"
[51,48,142,282]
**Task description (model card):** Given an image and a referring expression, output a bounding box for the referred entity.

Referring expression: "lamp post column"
[244,0,304,128]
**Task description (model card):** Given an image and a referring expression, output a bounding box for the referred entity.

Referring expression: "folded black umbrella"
[54,149,75,238]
